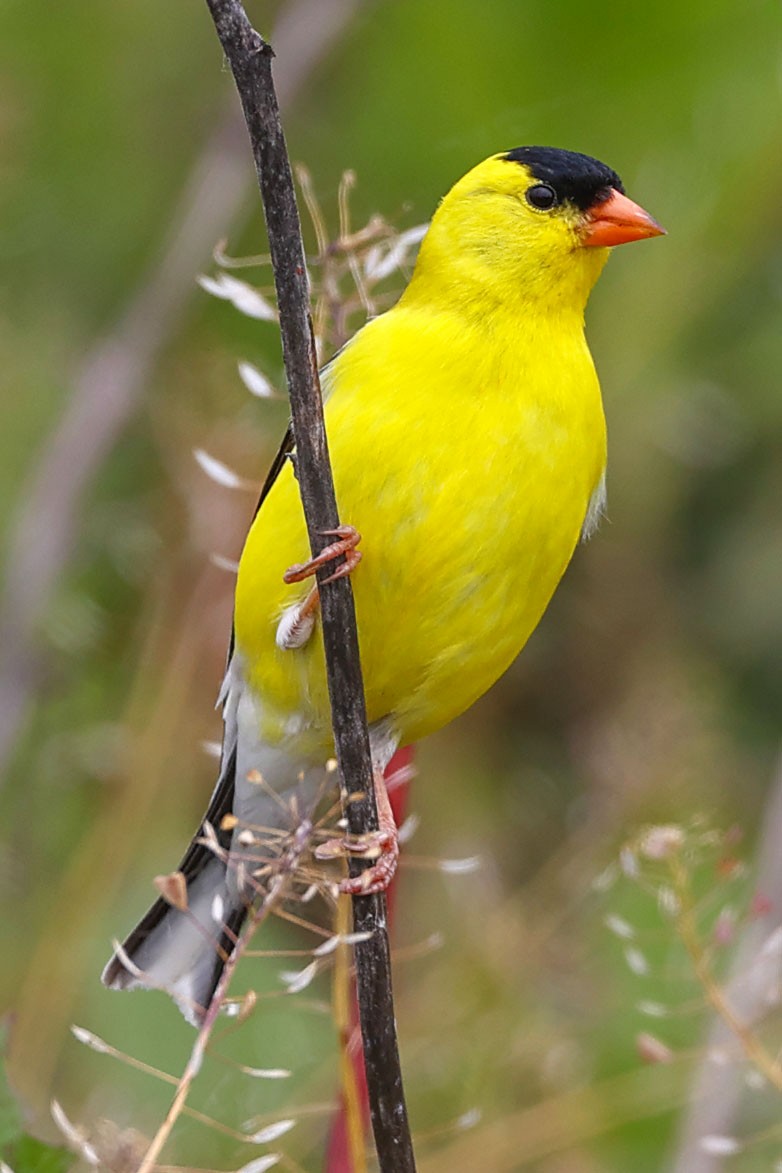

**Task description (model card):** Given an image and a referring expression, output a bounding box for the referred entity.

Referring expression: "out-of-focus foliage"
[1,0,782,1168]
[1,1024,73,1172]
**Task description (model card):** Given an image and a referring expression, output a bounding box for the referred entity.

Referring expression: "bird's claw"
[315,828,399,896]
[283,525,362,586]
[277,526,362,651]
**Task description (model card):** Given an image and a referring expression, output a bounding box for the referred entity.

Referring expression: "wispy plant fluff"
[604,821,782,1165]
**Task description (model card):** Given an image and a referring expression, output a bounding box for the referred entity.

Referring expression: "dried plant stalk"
[201,3,416,1169]
[135,820,312,1173]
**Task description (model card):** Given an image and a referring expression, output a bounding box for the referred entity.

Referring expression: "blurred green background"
[2,0,782,1169]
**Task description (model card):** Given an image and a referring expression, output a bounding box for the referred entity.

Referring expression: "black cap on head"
[504,146,624,211]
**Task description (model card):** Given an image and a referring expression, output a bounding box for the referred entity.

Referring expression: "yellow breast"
[233,301,606,751]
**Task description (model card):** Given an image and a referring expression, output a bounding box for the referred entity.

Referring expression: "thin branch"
[201,4,415,1170]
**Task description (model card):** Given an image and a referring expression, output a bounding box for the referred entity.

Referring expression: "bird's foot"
[314,760,399,895]
[277,526,362,651]
[315,827,399,895]
[283,525,362,586]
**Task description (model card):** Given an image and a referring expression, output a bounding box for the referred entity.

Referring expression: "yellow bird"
[103,147,663,1022]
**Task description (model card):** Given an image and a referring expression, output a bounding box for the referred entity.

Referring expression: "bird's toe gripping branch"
[283,525,362,587]
[315,763,400,896]
[276,526,362,651]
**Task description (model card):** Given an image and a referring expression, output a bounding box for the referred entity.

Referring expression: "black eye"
[526,183,558,211]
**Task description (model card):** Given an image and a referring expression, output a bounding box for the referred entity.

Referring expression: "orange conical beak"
[582,188,665,247]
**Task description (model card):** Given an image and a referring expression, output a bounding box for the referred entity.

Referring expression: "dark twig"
[202,4,416,1170]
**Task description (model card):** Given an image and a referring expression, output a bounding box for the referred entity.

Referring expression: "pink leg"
[276,526,362,651]
[316,766,399,896]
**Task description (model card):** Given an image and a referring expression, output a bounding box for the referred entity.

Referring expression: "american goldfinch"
[103,146,663,1023]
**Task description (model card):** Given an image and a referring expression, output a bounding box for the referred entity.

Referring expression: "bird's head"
[404,146,664,319]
